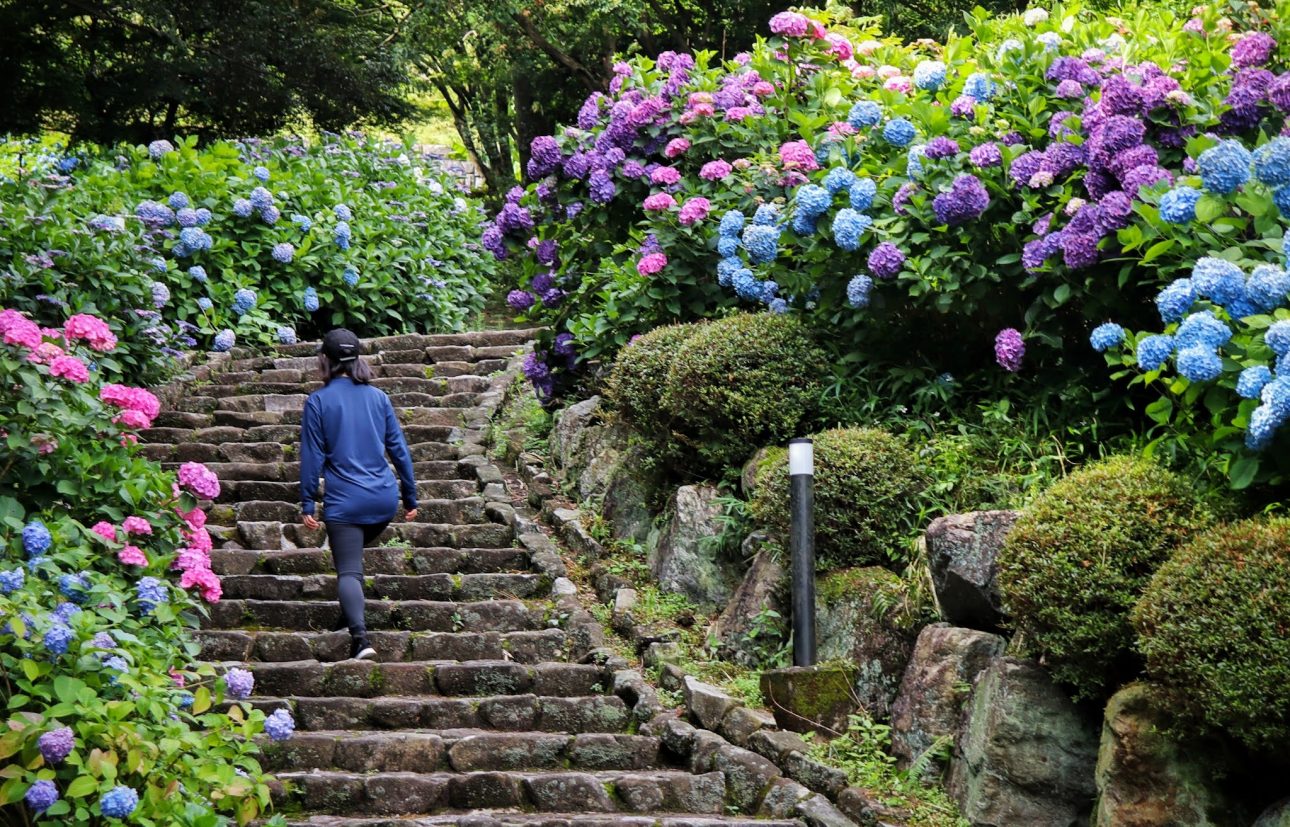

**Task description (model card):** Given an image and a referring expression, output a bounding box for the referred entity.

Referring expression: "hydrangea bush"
[2,133,495,384]
[488,0,1290,486]
[0,307,287,824]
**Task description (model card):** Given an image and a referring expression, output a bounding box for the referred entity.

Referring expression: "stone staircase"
[140,329,803,826]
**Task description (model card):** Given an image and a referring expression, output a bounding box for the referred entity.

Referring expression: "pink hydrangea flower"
[177,462,221,500]
[113,409,153,430]
[769,11,810,37]
[48,355,89,383]
[184,526,214,553]
[27,342,64,365]
[117,545,148,566]
[877,64,901,79]
[169,669,186,688]
[100,384,161,420]
[664,139,690,159]
[122,516,153,535]
[825,33,853,60]
[176,506,207,530]
[688,92,713,106]
[699,160,733,181]
[850,64,876,80]
[884,75,914,93]
[180,566,222,603]
[692,103,716,117]
[0,309,42,350]
[724,107,754,121]
[678,197,712,226]
[636,253,668,276]
[63,314,117,352]
[752,81,776,97]
[779,140,820,170]
[650,166,681,186]
[173,547,212,573]
[857,40,884,56]
[91,522,118,542]
[643,192,677,212]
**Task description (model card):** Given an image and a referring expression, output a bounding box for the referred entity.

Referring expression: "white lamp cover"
[788,439,814,476]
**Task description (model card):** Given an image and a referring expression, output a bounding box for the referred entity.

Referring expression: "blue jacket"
[299,377,418,525]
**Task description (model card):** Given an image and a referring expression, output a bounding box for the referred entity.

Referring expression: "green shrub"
[1133,518,1290,752]
[750,428,929,569]
[605,322,702,436]
[997,456,1212,701]
[661,313,826,472]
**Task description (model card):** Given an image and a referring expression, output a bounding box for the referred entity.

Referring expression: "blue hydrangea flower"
[213,330,235,352]
[733,270,762,300]
[276,327,297,345]
[264,708,295,741]
[1245,403,1281,450]
[1245,264,1290,311]
[883,118,917,147]
[22,521,52,557]
[225,667,255,700]
[148,140,174,159]
[796,185,832,218]
[188,265,207,283]
[1197,140,1252,195]
[847,101,883,129]
[791,212,819,236]
[768,298,789,314]
[1191,257,1247,309]
[1252,137,1290,187]
[742,225,781,264]
[846,274,874,308]
[25,780,58,814]
[1237,365,1274,398]
[752,204,780,226]
[233,199,253,218]
[718,210,746,237]
[334,204,353,222]
[136,577,167,614]
[1265,319,1290,356]
[716,257,742,286]
[1136,334,1175,371]
[849,179,877,212]
[194,208,212,226]
[906,145,927,179]
[1175,310,1233,350]
[761,280,779,302]
[913,60,947,91]
[1262,376,1290,419]
[103,655,128,683]
[343,266,360,286]
[44,624,72,656]
[177,691,195,709]
[178,227,212,253]
[100,785,139,818]
[1159,186,1201,224]
[151,281,170,308]
[271,243,294,264]
[1037,32,1061,51]
[253,165,271,182]
[334,222,352,249]
[996,38,1024,60]
[291,214,312,232]
[197,297,214,312]
[832,209,872,252]
[717,236,739,257]
[0,567,24,594]
[168,192,190,210]
[823,167,856,195]
[249,187,274,210]
[1155,278,1196,323]
[176,208,198,228]
[963,72,996,100]
[53,602,80,624]
[1176,345,1223,382]
[1089,322,1125,352]
[259,205,281,225]
[233,288,257,315]
[303,286,320,312]
[1272,185,1290,218]
[59,573,89,603]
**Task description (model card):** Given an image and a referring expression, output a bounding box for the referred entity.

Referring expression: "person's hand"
[303,514,320,530]
[404,509,418,522]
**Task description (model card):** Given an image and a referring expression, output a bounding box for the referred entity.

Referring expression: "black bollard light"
[788,438,817,667]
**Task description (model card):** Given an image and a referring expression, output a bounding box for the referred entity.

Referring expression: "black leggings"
[327,521,390,638]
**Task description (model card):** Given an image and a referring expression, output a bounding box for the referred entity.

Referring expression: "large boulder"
[600,446,654,542]
[760,664,858,737]
[649,485,740,610]
[925,510,1019,631]
[1255,799,1290,827]
[1095,683,1233,826]
[890,624,1006,771]
[709,533,788,665]
[949,656,1099,827]
[816,567,923,720]
[548,396,630,502]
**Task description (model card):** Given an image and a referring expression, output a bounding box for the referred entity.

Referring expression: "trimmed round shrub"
[750,428,930,569]
[605,322,702,436]
[997,455,1212,701]
[1133,518,1290,752]
[661,313,827,471]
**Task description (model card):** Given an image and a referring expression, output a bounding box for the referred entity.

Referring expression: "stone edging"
[491,378,900,827]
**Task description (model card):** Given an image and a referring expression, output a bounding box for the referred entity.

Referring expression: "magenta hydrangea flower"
[994,328,1025,372]
[664,138,691,158]
[650,166,681,186]
[769,11,810,37]
[700,160,733,181]
[637,253,668,276]
[779,140,820,170]
[91,522,118,543]
[642,192,677,212]
[122,516,152,536]
[177,462,221,500]
[678,197,712,226]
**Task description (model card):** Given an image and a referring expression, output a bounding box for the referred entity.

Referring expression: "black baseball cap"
[318,328,361,362]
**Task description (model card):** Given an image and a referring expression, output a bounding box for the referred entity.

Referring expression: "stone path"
[140,329,802,826]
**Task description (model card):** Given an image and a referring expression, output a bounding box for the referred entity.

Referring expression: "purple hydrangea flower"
[932,175,990,226]
[924,137,961,160]
[506,290,536,311]
[264,709,295,741]
[38,727,74,764]
[1232,32,1277,69]
[969,142,1002,168]
[994,328,1025,372]
[25,781,58,814]
[225,667,254,700]
[867,242,906,279]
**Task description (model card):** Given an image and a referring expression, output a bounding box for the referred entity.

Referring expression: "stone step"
[277,815,798,827]
[140,438,472,464]
[225,521,511,552]
[212,547,531,576]
[219,497,485,528]
[222,661,608,699]
[260,730,663,773]
[428,359,508,378]
[204,598,552,632]
[218,478,479,504]
[161,460,471,483]
[228,693,629,733]
[197,628,566,664]
[269,769,726,816]
[218,573,549,602]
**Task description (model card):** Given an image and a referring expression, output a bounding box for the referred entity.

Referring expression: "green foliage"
[1134,518,1290,752]
[751,428,931,570]
[661,313,828,472]
[605,322,703,436]
[0,0,410,142]
[0,324,277,824]
[997,455,1213,701]
[0,134,494,383]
